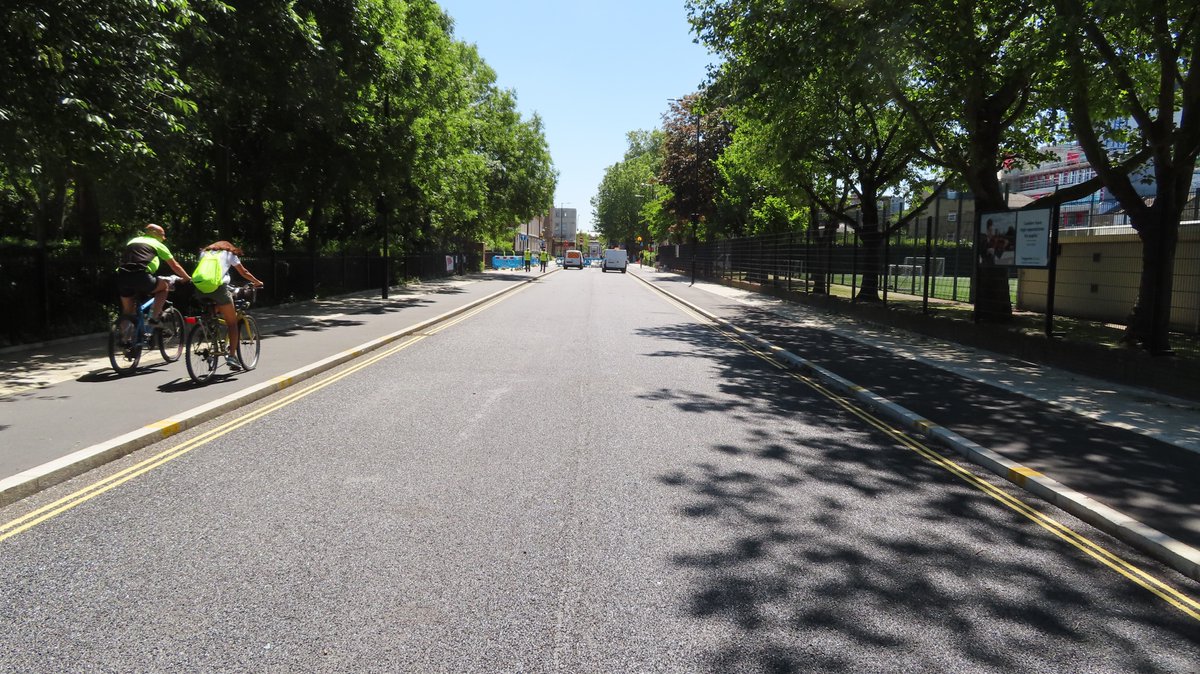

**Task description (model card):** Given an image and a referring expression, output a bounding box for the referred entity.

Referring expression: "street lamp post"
[380,92,391,300]
[668,97,702,286]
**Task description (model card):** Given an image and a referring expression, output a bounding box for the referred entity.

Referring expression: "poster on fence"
[978,208,1051,268]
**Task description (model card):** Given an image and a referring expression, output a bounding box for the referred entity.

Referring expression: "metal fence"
[659,230,987,304]
[0,247,475,347]
[657,217,1200,334]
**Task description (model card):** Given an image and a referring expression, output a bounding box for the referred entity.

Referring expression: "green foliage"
[658,95,732,230]
[0,0,555,259]
[593,130,664,247]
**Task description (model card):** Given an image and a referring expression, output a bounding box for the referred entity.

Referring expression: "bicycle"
[107,276,185,376]
[184,285,261,384]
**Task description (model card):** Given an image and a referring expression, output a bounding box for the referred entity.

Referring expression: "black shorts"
[117,269,158,298]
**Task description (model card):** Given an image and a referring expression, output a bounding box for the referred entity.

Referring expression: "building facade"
[547,207,577,255]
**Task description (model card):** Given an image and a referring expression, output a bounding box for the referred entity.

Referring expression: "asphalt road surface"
[1,267,1197,672]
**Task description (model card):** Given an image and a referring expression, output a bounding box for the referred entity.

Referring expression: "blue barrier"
[492,256,525,270]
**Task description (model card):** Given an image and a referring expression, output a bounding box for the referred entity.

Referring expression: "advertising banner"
[1014,210,1051,267]
[978,208,1052,268]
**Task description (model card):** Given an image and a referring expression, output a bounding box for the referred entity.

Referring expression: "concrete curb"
[633,271,1200,583]
[0,275,542,509]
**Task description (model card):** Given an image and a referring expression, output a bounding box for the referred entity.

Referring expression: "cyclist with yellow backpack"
[191,241,264,370]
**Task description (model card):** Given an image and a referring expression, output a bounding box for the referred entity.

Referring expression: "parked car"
[563,249,585,269]
[602,248,628,273]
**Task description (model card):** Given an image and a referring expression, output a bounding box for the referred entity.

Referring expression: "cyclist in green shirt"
[116,224,191,324]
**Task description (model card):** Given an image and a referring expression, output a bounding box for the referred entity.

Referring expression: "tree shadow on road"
[635,321,1200,672]
[722,304,1200,551]
[270,318,366,337]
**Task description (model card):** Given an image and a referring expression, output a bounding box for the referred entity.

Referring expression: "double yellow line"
[658,285,1200,622]
[0,284,530,543]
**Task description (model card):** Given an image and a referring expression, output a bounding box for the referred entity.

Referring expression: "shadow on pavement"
[77,365,169,384]
[271,319,366,337]
[156,377,225,393]
[636,321,1199,672]
[722,304,1200,549]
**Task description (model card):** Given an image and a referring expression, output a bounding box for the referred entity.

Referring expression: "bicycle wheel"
[156,307,185,363]
[185,320,220,384]
[236,314,260,370]
[107,316,142,375]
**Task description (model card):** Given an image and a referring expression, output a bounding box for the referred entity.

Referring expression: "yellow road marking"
[145,420,182,438]
[648,285,1200,623]
[1009,466,1045,486]
[0,283,532,543]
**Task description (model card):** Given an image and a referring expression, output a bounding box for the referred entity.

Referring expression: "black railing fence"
[0,247,476,347]
[660,232,983,303]
[658,217,1200,334]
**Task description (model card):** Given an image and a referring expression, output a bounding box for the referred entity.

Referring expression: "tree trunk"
[854,196,883,302]
[36,173,69,244]
[856,228,883,301]
[969,192,1013,322]
[306,191,326,254]
[1123,204,1180,353]
[280,194,306,251]
[247,184,270,252]
[72,170,103,260]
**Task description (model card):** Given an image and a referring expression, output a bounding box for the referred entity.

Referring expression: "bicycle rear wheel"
[236,314,260,370]
[156,307,185,362]
[108,316,142,375]
[185,321,220,384]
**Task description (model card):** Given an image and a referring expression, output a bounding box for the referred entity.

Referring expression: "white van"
[563,249,585,269]
[602,248,628,273]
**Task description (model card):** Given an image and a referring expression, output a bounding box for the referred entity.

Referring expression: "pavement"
[2,262,1199,583]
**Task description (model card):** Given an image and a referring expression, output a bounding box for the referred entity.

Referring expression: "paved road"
[2,266,1198,671]
[643,273,1200,553]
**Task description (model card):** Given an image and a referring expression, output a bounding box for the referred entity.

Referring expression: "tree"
[691,0,937,300]
[0,0,202,255]
[0,0,555,267]
[592,130,662,248]
[659,94,732,240]
[1053,0,1200,353]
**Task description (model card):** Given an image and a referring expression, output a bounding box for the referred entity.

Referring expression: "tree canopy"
[0,0,556,259]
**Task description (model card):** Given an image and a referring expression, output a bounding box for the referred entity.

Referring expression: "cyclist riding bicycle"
[116,224,192,325]
[190,240,264,371]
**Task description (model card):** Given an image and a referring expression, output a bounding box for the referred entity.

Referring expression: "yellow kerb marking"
[146,420,181,438]
[1009,466,1044,486]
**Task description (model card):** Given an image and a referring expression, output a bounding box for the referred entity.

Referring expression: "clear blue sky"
[436,0,717,232]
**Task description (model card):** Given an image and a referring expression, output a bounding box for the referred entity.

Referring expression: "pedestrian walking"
[523,248,532,272]
[539,250,548,272]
